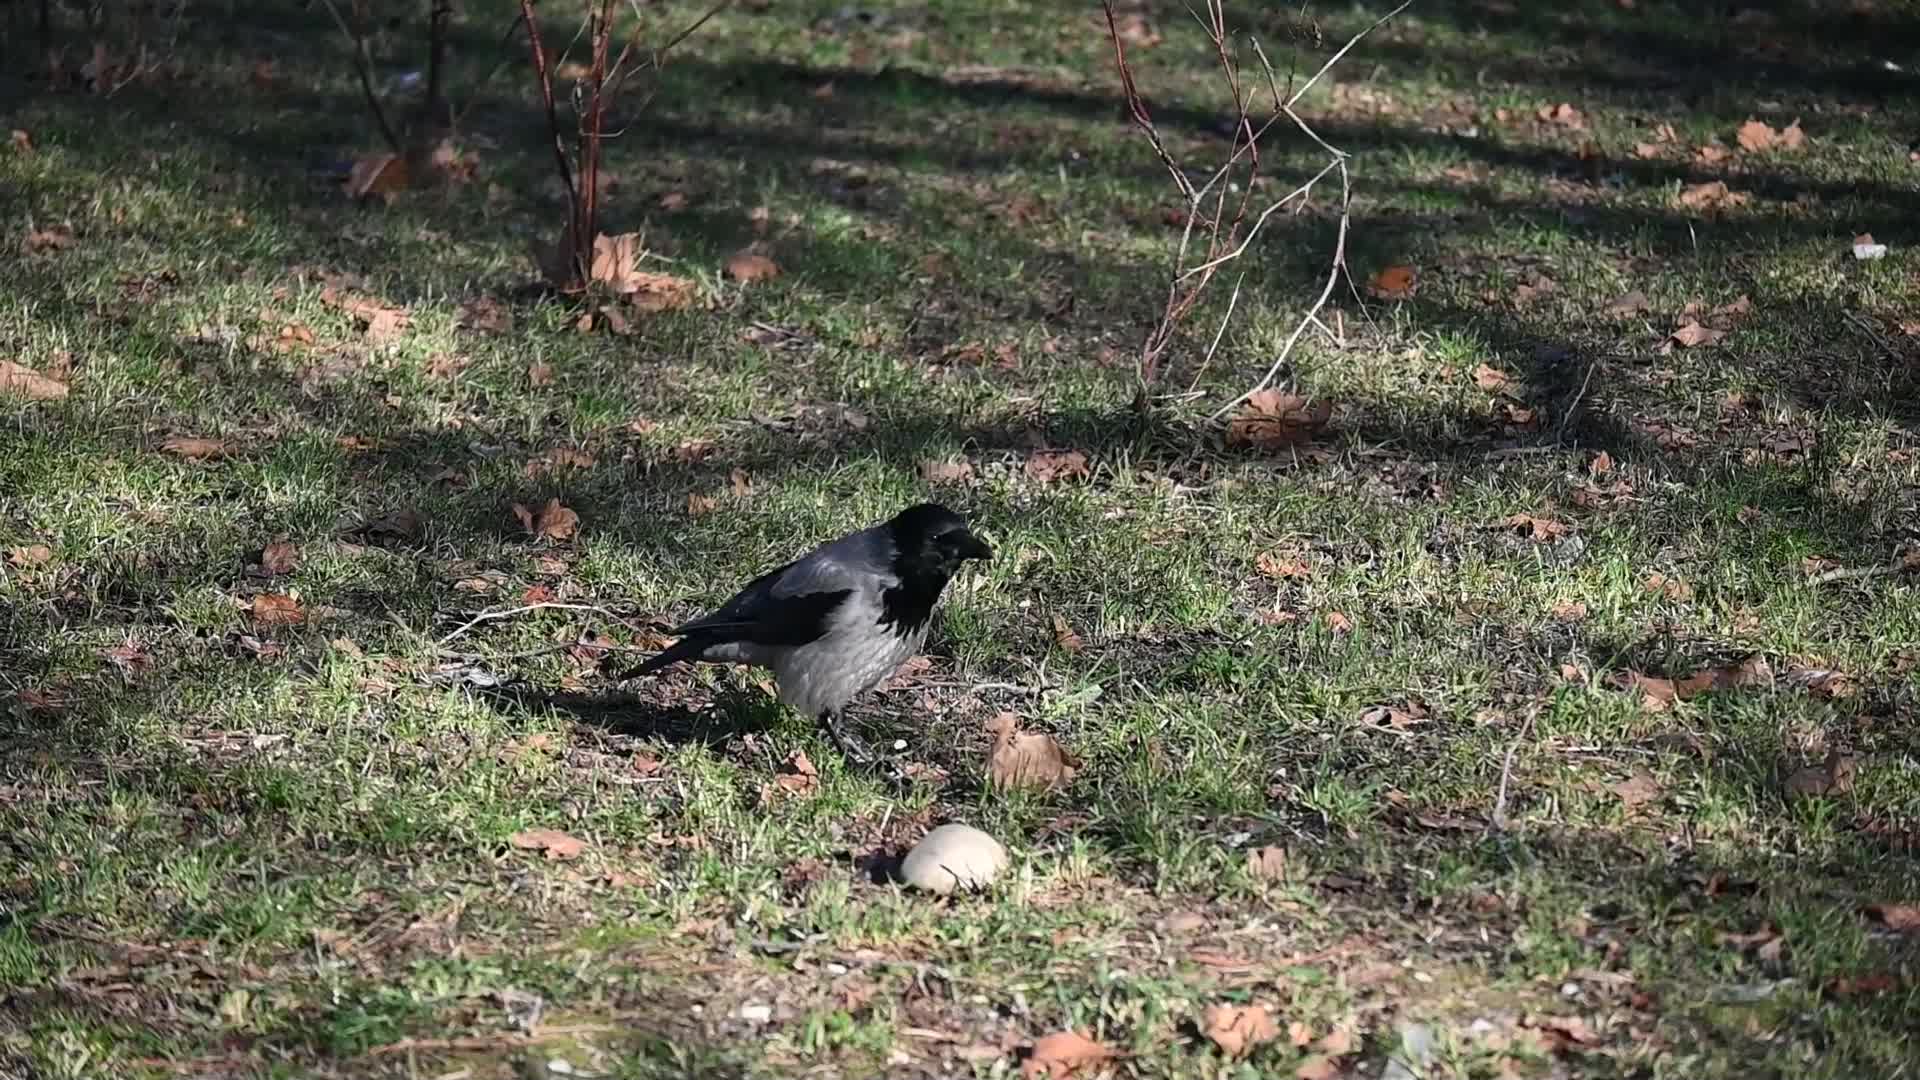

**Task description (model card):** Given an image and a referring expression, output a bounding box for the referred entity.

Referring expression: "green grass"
[4,1,1920,1077]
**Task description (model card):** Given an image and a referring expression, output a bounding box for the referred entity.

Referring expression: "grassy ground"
[5,1,1920,1077]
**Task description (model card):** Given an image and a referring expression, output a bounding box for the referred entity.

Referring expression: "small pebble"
[826,962,848,975]
[545,1060,575,1076]
[891,739,908,751]
[900,823,1008,894]
[738,1003,773,1023]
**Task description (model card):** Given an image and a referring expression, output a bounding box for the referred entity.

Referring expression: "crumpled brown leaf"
[1202,1003,1281,1057]
[986,712,1079,792]
[1021,1030,1113,1079]
[1227,391,1331,450]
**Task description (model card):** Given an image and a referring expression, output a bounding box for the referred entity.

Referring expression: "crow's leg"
[819,711,911,794]
[818,710,875,766]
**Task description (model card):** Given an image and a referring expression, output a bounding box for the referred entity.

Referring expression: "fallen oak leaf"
[921,457,976,485]
[1021,1030,1113,1079]
[21,223,75,254]
[7,544,54,567]
[345,152,408,200]
[509,827,589,860]
[1049,613,1085,654]
[986,712,1079,793]
[1609,768,1662,809]
[161,436,230,460]
[1862,904,1920,933]
[1226,391,1331,449]
[1025,449,1090,484]
[258,541,299,576]
[1676,180,1749,211]
[1202,1003,1281,1058]
[512,498,579,542]
[1492,513,1569,542]
[1246,845,1287,882]
[249,593,306,626]
[724,250,781,282]
[1667,321,1725,348]
[1367,264,1417,299]
[0,359,70,401]
[1784,750,1855,799]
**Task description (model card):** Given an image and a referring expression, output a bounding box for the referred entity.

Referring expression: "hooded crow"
[622,502,993,765]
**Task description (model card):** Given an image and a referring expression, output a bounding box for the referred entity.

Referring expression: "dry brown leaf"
[686,493,719,517]
[0,359,69,401]
[22,223,75,254]
[772,749,819,796]
[1359,701,1429,730]
[1227,392,1331,450]
[1050,613,1085,654]
[1025,449,1090,484]
[627,270,699,312]
[161,436,229,460]
[1021,1030,1113,1079]
[1537,102,1586,129]
[320,286,409,342]
[249,593,305,626]
[528,362,554,387]
[1494,513,1569,542]
[1785,751,1855,799]
[1778,119,1806,150]
[10,129,31,153]
[259,541,299,576]
[1644,573,1693,600]
[1631,141,1663,159]
[512,498,579,542]
[986,712,1079,793]
[1676,180,1748,211]
[1610,769,1662,809]
[1863,904,1920,932]
[729,467,753,498]
[1736,118,1777,152]
[921,458,976,485]
[1246,845,1287,882]
[1323,610,1354,634]
[509,827,589,860]
[457,295,513,334]
[7,544,54,568]
[345,153,407,200]
[1606,290,1650,318]
[1472,363,1514,393]
[725,250,781,283]
[1202,1004,1281,1058]
[1367,264,1417,299]
[1695,143,1732,164]
[1256,551,1310,580]
[1668,321,1725,348]
[590,232,643,291]
[657,190,689,212]
[1294,1058,1340,1080]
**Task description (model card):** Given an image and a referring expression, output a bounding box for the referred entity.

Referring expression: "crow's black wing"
[667,550,866,648]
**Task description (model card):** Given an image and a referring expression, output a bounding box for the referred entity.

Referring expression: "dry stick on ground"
[1489,707,1538,832]
[437,601,640,645]
[317,0,403,155]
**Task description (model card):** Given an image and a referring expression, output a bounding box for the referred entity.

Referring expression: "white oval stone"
[900,824,1008,894]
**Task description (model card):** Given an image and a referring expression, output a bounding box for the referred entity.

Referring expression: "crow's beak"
[957,530,994,562]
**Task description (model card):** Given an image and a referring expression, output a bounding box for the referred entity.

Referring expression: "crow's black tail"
[617,637,705,683]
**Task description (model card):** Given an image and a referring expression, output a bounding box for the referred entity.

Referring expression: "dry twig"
[1098,1,1410,411]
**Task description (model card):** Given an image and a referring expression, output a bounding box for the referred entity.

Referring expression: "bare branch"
[317,0,403,154]
[518,0,584,286]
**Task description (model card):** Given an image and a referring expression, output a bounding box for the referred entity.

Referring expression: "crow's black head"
[885,502,993,574]
[878,503,991,634]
